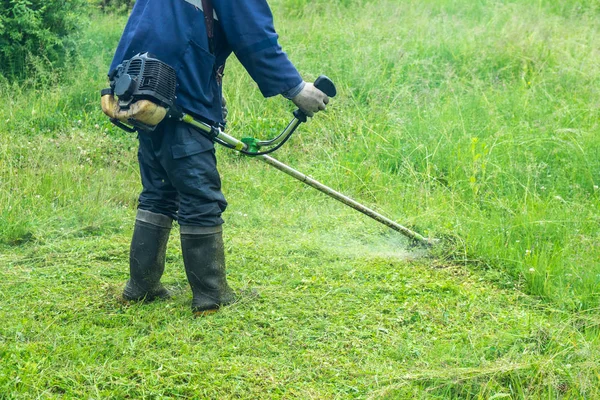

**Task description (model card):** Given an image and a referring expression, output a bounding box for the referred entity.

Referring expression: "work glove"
[222,96,228,122]
[291,82,329,118]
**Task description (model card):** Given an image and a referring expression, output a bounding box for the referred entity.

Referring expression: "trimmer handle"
[314,75,337,97]
[294,75,337,123]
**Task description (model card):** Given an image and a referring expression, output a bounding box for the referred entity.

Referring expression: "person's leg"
[123,126,179,301]
[180,224,236,315]
[161,121,235,314]
[123,209,172,301]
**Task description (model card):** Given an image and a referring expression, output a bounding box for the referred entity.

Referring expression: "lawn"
[1,0,599,398]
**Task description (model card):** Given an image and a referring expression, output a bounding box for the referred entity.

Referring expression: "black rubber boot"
[122,209,172,302]
[180,225,236,315]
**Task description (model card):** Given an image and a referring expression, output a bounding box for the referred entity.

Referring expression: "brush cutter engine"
[101,53,177,132]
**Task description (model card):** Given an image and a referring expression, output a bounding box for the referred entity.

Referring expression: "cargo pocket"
[171,137,213,159]
[171,121,214,158]
[170,124,221,191]
[178,39,216,107]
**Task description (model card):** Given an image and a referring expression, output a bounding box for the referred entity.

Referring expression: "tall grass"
[258,0,600,310]
[0,15,131,246]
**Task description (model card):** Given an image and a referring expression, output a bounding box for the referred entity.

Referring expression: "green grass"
[2,221,600,398]
[1,0,600,397]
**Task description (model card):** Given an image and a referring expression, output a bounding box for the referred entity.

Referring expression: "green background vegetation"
[1,0,599,398]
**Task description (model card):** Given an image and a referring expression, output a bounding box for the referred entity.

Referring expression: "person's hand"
[221,96,228,122]
[291,82,329,117]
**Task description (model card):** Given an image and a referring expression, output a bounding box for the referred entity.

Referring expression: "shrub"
[0,0,85,80]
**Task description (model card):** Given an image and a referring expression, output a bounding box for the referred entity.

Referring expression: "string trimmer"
[101,53,436,246]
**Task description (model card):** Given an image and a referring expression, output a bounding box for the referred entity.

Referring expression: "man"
[109,0,329,315]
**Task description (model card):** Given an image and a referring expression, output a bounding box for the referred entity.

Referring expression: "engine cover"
[111,53,177,110]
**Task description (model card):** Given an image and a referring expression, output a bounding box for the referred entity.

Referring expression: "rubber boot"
[180,225,236,316]
[122,209,172,302]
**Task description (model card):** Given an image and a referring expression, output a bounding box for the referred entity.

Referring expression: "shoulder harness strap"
[200,0,215,54]
[182,0,216,54]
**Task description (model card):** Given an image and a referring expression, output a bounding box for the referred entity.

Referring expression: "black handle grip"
[100,87,113,97]
[293,109,308,123]
[110,118,137,133]
[294,75,337,123]
[314,75,337,98]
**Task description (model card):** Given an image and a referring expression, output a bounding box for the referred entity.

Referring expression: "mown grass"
[2,222,599,398]
[1,0,600,397]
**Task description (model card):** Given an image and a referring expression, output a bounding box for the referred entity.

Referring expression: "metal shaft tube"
[257,118,301,147]
[259,154,433,246]
[182,114,246,150]
[178,114,433,246]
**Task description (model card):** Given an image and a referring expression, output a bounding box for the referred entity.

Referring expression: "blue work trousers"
[137,119,227,227]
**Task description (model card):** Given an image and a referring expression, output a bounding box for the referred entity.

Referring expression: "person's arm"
[213,0,328,116]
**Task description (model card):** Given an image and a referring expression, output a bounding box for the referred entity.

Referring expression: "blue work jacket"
[109,0,303,124]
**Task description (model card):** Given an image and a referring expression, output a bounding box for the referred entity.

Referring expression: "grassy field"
[1,0,599,398]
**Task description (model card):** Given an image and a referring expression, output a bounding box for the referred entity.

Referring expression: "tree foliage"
[0,0,85,79]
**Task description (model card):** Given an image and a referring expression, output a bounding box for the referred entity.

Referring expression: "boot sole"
[121,289,171,303]
[193,309,219,317]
